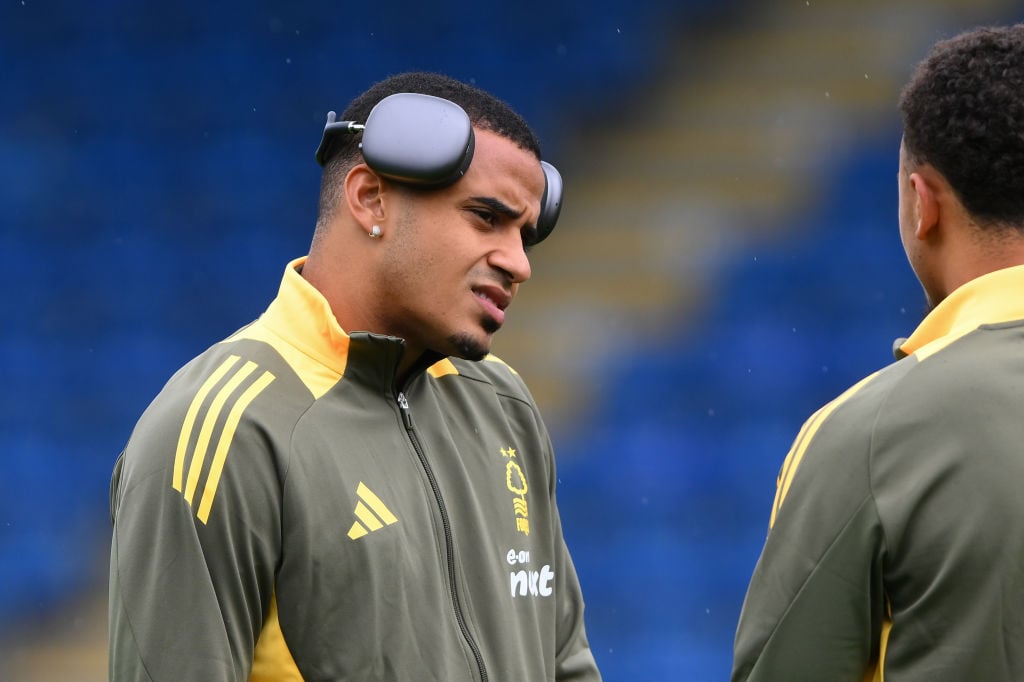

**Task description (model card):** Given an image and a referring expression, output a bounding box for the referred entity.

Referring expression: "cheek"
[393,244,457,312]
[898,221,914,260]
[897,184,916,250]
[899,214,922,269]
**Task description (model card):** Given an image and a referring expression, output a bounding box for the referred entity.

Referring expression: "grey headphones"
[315,93,562,243]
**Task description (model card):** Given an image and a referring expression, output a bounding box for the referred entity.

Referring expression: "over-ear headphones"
[315,92,562,243]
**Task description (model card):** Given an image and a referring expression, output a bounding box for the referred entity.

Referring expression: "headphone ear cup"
[360,93,474,188]
[536,161,562,243]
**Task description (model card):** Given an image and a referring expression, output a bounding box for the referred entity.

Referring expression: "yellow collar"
[899,264,1024,359]
[260,256,352,377]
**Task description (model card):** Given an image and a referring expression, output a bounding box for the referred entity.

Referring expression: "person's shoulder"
[138,329,319,436]
[882,321,1024,417]
[442,354,535,404]
[795,358,914,456]
[124,329,317,472]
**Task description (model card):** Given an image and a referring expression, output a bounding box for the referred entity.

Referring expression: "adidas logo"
[347,482,399,539]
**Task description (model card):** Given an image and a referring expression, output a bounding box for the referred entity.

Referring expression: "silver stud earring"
[369,224,382,238]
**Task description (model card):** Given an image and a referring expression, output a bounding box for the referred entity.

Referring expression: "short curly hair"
[899,24,1024,227]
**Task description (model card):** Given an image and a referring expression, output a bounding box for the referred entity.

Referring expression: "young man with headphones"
[108,72,601,681]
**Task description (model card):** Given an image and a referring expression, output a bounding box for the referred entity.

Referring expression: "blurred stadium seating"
[2,0,1021,679]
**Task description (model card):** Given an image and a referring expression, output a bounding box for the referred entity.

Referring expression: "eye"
[467,208,498,227]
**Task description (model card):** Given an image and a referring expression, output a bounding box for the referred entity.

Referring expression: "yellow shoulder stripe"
[484,353,518,374]
[769,370,879,528]
[172,355,275,524]
[427,358,459,378]
[228,323,343,399]
[173,355,240,492]
[197,370,276,523]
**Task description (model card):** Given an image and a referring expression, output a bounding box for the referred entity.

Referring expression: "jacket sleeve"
[552,525,602,681]
[731,401,887,682]
[545,440,601,681]
[108,380,283,681]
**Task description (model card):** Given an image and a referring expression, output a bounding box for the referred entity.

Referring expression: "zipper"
[397,391,489,682]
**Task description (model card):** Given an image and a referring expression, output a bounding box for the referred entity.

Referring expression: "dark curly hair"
[315,72,541,229]
[899,24,1024,227]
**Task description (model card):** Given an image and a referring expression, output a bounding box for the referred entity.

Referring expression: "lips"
[472,284,511,327]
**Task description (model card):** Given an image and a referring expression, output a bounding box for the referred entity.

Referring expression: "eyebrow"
[469,196,524,221]
[469,195,539,246]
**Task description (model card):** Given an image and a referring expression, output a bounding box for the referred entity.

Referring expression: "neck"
[302,228,379,337]
[936,222,1024,302]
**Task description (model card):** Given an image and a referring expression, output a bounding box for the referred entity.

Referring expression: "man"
[109,71,601,681]
[731,24,1024,681]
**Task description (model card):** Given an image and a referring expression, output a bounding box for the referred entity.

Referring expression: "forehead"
[461,129,545,207]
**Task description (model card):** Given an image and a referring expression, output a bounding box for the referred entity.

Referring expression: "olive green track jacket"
[733,264,1024,681]
[109,258,600,681]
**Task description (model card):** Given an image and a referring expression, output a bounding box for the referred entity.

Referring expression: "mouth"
[472,285,512,327]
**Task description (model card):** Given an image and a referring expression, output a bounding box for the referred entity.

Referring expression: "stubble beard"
[448,317,500,362]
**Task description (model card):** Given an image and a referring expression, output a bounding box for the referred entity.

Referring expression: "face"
[372,129,545,362]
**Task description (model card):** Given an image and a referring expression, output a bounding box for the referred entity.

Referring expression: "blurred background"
[3,0,1023,679]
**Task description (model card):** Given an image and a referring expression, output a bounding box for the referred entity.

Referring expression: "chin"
[447,332,491,362]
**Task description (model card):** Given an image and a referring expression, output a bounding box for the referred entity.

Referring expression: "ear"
[343,164,387,229]
[909,169,939,240]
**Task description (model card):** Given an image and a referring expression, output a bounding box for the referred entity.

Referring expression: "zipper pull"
[397,392,413,429]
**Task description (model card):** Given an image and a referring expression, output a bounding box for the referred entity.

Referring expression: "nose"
[489,230,532,285]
